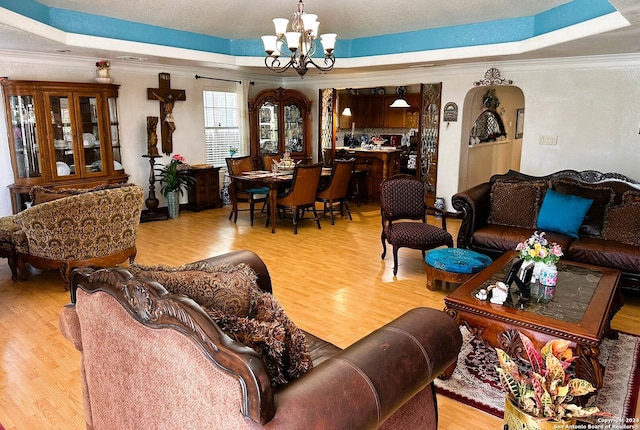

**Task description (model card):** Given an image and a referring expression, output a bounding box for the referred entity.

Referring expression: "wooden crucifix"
[147,72,186,155]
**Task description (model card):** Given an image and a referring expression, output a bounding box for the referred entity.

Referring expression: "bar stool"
[350,159,370,206]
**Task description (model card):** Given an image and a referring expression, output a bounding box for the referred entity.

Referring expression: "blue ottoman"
[424,248,492,290]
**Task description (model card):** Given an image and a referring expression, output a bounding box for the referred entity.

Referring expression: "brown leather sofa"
[59,250,462,430]
[452,170,640,292]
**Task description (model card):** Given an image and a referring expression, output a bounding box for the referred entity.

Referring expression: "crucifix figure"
[147,72,186,155]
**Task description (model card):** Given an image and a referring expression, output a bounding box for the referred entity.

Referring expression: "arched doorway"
[458,84,525,191]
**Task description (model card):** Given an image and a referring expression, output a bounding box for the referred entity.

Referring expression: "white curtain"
[238,80,251,156]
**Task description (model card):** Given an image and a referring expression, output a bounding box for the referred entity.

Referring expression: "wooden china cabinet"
[2,80,128,213]
[248,87,312,168]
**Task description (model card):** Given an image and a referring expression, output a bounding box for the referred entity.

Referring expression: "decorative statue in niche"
[470,88,507,143]
[146,116,160,157]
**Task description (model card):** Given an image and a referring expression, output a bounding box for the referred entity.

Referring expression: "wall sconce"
[342,107,352,116]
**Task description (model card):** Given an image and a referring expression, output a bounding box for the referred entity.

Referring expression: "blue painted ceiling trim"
[0,0,619,58]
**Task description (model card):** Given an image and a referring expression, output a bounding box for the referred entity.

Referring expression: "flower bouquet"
[515,231,563,265]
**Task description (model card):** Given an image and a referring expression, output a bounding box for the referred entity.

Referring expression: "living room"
[1,1,640,429]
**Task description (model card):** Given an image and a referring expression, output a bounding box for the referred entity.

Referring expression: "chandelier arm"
[264,56,296,74]
[305,54,336,72]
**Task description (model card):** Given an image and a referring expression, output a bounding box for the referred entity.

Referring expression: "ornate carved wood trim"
[71,266,275,424]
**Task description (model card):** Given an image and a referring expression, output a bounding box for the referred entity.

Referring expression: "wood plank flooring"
[1,202,639,429]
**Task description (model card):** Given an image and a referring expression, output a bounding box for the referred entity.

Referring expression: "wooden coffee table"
[442,251,622,389]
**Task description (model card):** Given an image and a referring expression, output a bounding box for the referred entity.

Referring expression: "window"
[203,90,239,167]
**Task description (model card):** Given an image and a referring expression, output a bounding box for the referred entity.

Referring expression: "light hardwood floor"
[1,202,639,429]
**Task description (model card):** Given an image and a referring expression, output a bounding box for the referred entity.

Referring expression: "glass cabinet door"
[8,95,41,179]
[47,94,79,178]
[258,101,278,154]
[77,95,104,175]
[108,96,123,171]
[284,103,303,153]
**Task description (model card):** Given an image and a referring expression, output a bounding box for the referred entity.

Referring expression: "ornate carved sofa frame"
[0,184,144,287]
[452,170,640,292]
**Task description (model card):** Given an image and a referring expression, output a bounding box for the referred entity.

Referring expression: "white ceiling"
[1,0,640,75]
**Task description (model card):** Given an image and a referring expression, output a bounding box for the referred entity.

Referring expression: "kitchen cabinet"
[338,93,421,129]
[187,166,222,211]
[248,87,312,167]
[2,80,127,213]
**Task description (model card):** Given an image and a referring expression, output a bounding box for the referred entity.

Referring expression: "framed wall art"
[515,108,524,139]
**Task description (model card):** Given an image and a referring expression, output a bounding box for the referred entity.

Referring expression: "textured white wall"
[1,54,640,216]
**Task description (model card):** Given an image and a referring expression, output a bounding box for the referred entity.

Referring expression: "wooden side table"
[187,166,222,211]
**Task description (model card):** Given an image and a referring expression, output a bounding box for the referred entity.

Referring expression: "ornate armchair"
[10,184,144,287]
[380,174,453,275]
[59,250,462,430]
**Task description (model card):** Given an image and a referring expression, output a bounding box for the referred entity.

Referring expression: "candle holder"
[140,154,168,222]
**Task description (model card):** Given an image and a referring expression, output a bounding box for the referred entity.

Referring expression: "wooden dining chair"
[316,158,355,225]
[226,156,268,225]
[262,154,281,171]
[266,163,323,234]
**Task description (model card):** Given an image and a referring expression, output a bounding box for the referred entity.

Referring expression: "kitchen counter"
[337,147,402,200]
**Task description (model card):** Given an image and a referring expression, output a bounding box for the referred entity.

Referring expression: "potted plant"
[496,332,605,429]
[155,154,195,218]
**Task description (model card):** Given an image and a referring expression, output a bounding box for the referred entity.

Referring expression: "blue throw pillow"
[537,189,593,238]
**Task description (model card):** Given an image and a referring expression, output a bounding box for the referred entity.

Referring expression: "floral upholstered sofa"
[452,170,640,292]
[59,250,463,430]
[0,184,143,286]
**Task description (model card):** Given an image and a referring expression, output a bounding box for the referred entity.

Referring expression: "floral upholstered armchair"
[3,184,143,287]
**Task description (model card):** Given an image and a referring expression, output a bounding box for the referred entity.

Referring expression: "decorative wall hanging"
[473,67,513,87]
[443,102,458,122]
[147,73,186,155]
[515,108,525,139]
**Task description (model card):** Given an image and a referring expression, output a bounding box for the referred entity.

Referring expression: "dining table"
[230,167,332,233]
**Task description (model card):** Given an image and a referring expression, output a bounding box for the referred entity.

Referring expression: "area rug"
[435,326,640,420]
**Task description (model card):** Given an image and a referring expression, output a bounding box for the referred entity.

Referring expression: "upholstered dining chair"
[316,158,355,225]
[266,163,323,234]
[380,174,453,275]
[226,156,269,225]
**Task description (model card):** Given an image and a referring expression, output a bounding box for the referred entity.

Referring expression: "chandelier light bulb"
[261,35,278,55]
[285,32,301,52]
[320,33,336,54]
[273,18,289,36]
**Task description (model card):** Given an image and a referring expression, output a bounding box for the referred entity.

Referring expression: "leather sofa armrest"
[198,250,273,294]
[452,182,491,248]
[270,307,461,429]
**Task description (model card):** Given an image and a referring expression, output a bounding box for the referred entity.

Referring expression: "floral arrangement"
[515,231,563,265]
[155,154,195,197]
[495,332,604,421]
[95,60,110,68]
[277,152,296,168]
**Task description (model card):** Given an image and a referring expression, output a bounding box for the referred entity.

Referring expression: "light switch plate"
[539,135,558,145]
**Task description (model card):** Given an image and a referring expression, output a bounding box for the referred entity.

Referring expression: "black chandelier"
[261,0,336,77]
